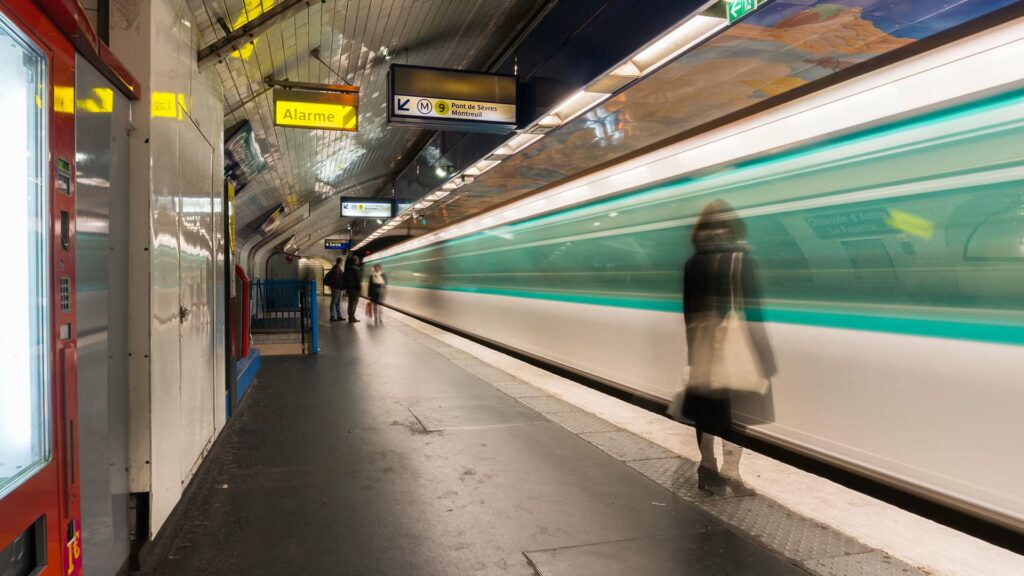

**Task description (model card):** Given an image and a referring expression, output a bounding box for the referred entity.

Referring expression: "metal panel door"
[177,125,217,482]
[74,55,131,576]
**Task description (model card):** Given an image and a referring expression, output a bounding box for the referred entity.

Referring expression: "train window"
[0,15,50,499]
[840,239,897,283]
[963,207,1024,261]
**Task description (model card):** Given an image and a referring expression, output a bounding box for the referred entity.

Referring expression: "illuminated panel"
[0,13,50,499]
[274,88,358,131]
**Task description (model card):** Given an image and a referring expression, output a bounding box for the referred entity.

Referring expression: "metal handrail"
[250,279,318,354]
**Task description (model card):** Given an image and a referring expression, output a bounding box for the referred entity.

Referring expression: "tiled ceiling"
[338,0,1019,259]
[186,0,549,247]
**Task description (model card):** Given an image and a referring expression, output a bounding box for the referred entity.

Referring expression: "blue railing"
[250,279,319,354]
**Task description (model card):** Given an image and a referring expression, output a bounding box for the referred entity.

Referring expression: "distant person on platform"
[343,254,363,323]
[366,264,387,324]
[325,257,346,322]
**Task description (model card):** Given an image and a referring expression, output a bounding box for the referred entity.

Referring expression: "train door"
[0,0,80,574]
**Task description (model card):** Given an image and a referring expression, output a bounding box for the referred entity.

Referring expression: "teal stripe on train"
[376,89,1024,345]
[385,283,1024,346]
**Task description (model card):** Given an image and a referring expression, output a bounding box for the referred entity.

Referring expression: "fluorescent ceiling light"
[537,114,562,129]
[502,132,544,154]
[474,159,501,174]
[610,61,642,78]
[549,90,611,126]
[630,14,725,75]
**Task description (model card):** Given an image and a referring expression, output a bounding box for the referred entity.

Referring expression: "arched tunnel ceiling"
[188,0,549,253]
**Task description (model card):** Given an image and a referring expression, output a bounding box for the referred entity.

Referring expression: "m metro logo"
[273,88,358,132]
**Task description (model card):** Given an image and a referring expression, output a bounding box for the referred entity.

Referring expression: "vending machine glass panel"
[0,13,50,501]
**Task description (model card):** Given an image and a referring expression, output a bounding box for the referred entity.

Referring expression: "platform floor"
[139,308,821,576]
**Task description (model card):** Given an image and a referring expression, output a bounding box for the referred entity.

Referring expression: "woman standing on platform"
[366,264,387,324]
[681,200,776,494]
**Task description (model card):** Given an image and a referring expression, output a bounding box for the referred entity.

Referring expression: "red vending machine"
[0,0,80,573]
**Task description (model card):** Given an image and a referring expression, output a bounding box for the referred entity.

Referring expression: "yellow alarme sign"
[275,100,357,131]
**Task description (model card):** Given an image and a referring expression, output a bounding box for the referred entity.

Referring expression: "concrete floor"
[139,310,809,576]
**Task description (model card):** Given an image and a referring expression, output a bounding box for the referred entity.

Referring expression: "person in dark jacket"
[682,199,776,494]
[325,257,346,321]
[343,255,363,323]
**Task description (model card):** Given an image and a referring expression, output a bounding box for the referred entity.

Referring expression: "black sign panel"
[388,64,517,133]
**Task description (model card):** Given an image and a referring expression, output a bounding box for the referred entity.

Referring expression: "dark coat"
[343,261,363,293]
[682,246,776,377]
[325,264,346,290]
[368,272,386,302]
[681,244,777,433]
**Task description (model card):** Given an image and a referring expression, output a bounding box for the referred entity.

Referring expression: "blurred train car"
[369,34,1024,533]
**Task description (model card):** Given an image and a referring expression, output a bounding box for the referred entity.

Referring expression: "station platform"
[138,304,1022,576]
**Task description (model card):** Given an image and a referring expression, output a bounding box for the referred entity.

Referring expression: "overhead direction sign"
[274,88,358,131]
[389,64,516,133]
[340,197,394,218]
[324,239,351,250]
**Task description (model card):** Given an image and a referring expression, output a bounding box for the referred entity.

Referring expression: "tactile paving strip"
[578,431,679,461]
[433,346,478,360]
[455,360,524,385]
[518,395,584,414]
[487,379,548,399]
[627,458,752,501]
[543,411,622,434]
[803,551,926,576]
[698,495,872,561]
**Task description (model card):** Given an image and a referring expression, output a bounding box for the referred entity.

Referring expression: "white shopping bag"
[666,366,690,421]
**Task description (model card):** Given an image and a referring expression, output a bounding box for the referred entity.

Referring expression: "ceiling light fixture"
[543,90,611,128]
[473,159,501,175]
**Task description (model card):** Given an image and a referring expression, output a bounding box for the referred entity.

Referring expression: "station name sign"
[274,88,358,131]
[324,239,351,250]
[388,64,516,133]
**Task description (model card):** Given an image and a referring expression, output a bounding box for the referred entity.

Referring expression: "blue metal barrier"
[250,279,319,354]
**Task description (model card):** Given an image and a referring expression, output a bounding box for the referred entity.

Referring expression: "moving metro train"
[368,49,1024,530]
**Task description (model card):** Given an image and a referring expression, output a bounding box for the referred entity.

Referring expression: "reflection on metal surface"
[229,0,276,61]
[77,87,114,113]
[151,91,190,119]
[54,85,75,114]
